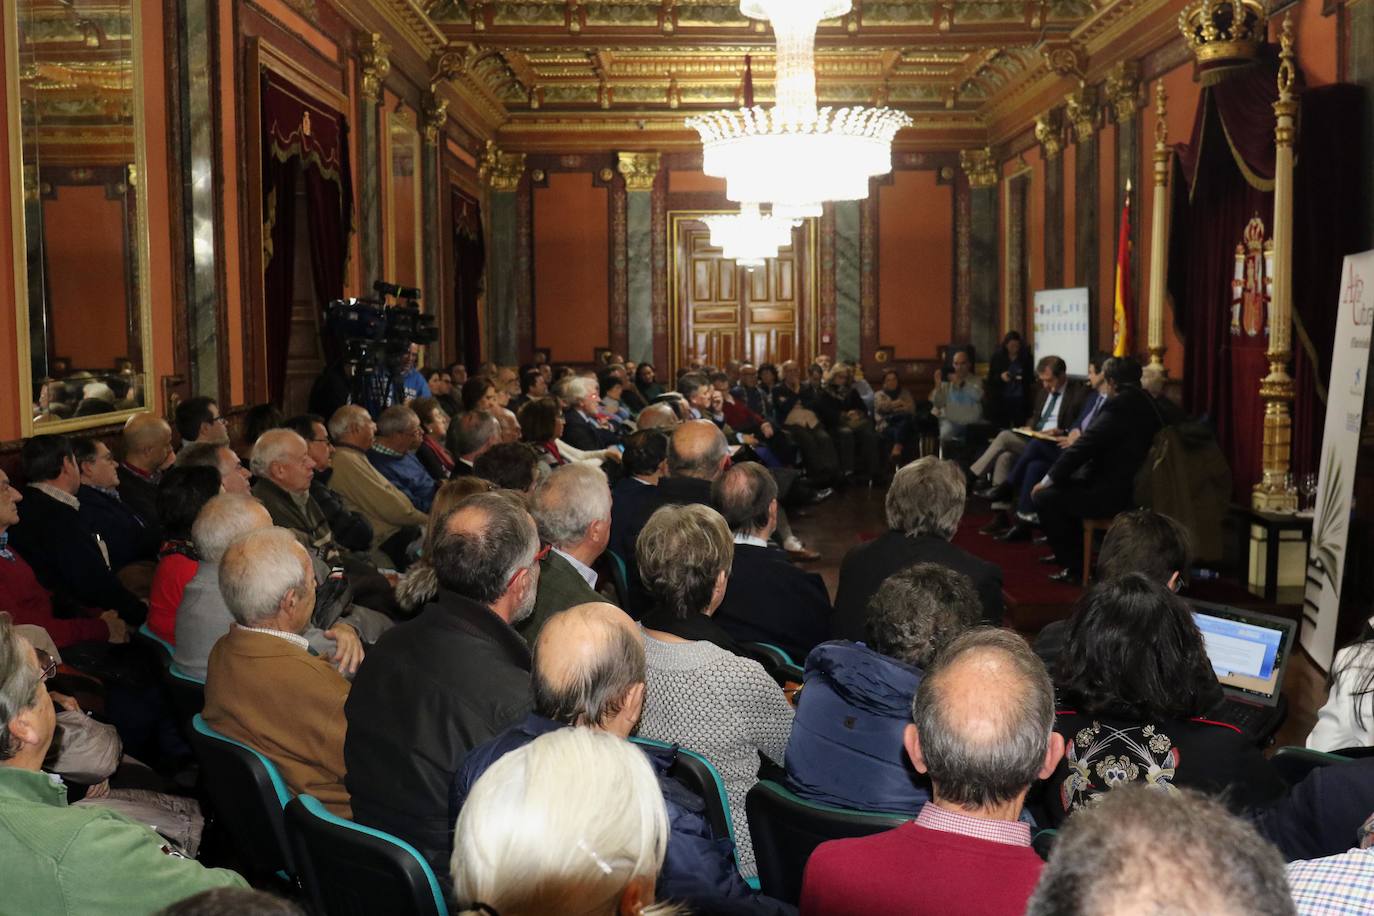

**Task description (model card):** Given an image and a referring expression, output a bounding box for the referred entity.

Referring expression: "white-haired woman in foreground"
[452,728,684,916]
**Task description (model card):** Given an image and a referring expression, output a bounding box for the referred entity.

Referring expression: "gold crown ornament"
[1178,0,1268,67]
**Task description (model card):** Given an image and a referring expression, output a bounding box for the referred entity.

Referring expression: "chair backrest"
[189,714,295,879]
[745,779,909,904]
[1271,745,1355,787]
[740,642,804,687]
[164,663,206,721]
[286,794,449,916]
[135,623,174,666]
[630,736,734,847]
[605,549,630,606]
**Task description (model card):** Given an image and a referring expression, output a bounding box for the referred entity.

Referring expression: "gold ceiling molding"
[1065,83,1096,143]
[422,90,449,143]
[959,147,998,189]
[478,140,525,189]
[616,151,660,190]
[357,32,392,102]
[1034,106,1063,159]
[1104,59,1140,123]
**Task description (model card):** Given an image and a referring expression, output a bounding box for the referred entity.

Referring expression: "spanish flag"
[1112,181,1133,358]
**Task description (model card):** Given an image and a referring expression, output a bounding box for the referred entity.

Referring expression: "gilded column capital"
[1066,84,1098,143]
[1034,108,1063,160]
[959,147,997,190]
[422,91,449,145]
[1105,60,1141,124]
[616,152,661,191]
[479,141,525,191]
[357,32,391,103]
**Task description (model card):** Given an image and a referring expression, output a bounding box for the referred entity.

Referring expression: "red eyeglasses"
[505,544,551,593]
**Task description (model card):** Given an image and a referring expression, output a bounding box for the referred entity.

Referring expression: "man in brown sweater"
[202,526,352,817]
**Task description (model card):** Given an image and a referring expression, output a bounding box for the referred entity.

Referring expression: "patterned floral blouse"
[1041,711,1287,827]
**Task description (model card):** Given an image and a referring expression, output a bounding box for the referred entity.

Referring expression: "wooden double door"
[675,219,811,370]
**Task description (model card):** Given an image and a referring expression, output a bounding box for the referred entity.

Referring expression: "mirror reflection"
[16,0,147,426]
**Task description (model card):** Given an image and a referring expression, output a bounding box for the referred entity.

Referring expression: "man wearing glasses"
[173,396,230,450]
[0,614,246,909]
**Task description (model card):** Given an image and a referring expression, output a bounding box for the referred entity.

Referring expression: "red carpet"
[951,513,1082,630]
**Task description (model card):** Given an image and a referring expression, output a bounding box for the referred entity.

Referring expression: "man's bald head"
[910,628,1057,809]
[122,414,172,472]
[431,492,539,606]
[193,494,272,563]
[533,603,645,734]
[637,403,679,431]
[668,420,729,480]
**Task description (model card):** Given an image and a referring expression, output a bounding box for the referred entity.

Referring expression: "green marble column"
[486,191,519,365]
[833,200,861,362]
[617,153,660,364]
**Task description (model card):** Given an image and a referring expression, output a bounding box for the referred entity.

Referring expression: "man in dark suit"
[833,456,1002,640]
[9,436,148,625]
[560,376,619,451]
[608,429,670,564]
[971,356,1091,535]
[447,410,501,477]
[73,437,159,574]
[1032,357,1164,582]
[344,492,538,882]
[712,462,831,662]
[115,413,173,536]
[519,463,617,643]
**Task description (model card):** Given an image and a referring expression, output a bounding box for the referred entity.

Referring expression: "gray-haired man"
[520,463,616,642]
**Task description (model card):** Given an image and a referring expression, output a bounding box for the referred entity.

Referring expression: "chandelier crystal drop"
[687,0,912,209]
[701,203,800,267]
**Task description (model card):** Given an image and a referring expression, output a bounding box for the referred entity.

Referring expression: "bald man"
[451,603,790,913]
[117,413,174,531]
[636,402,680,431]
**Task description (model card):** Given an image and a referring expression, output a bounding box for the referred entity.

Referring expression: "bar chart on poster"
[1032,288,1091,377]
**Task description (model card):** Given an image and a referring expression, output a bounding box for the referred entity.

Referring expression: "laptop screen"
[1190,604,1293,704]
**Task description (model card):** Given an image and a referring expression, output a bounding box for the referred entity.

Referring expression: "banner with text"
[1033,287,1091,377]
[1302,250,1374,670]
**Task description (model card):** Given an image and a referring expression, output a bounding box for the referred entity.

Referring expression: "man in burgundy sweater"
[800,628,1064,916]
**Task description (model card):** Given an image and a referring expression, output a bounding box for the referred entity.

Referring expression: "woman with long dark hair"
[1308,620,1374,751]
[1043,573,1284,825]
[986,331,1035,428]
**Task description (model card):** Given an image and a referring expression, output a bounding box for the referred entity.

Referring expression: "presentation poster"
[1303,250,1374,670]
[1032,287,1091,377]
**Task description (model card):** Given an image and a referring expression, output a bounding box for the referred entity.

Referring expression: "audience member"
[158,887,304,915]
[562,376,619,450]
[1027,786,1295,916]
[73,437,159,575]
[344,492,538,878]
[1032,356,1164,582]
[985,331,1036,428]
[452,728,678,915]
[609,429,669,564]
[175,397,229,450]
[522,464,615,642]
[636,503,794,879]
[773,361,840,489]
[1307,616,1374,752]
[175,441,252,495]
[800,629,1062,916]
[118,413,175,530]
[712,462,831,660]
[473,442,542,492]
[327,405,427,569]
[832,457,1001,639]
[786,564,981,814]
[519,396,617,468]
[511,364,548,411]
[460,375,500,414]
[9,436,147,626]
[173,495,364,681]
[873,369,916,462]
[0,614,246,909]
[635,363,664,401]
[239,403,285,461]
[1044,574,1284,825]
[1286,811,1374,915]
[368,405,438,513]
[1257,757,1374,862]
[410,397,453,482]
[145,466,223,644]
[930,348,983,445]
[393,478,497,615]
[448,409,502,475]
[0,468,124,648]
[818,363,880,484]
[426,369,462,419]
[282,413,373,553]
[202,527,352,816]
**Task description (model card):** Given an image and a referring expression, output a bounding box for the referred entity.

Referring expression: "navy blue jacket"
[784,641,929,814]
[367,448,438,513]
[451,714,794,914]
[1255,757,1374,862]
[562,408,619,451]
[76,485,159,571]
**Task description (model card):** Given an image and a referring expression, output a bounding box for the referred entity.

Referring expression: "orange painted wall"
[1099,125,1117,354]
[877,170,952,359]
[1062,143,1076,287]
[43,187,128,368]
[1289,0,1339,86]
[668,170,725,195]
[0,13,19,440]
[534,172,610,362]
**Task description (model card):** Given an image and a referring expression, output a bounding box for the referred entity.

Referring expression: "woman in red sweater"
[145,467,222,644]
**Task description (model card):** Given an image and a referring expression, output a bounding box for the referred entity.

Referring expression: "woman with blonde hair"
[393,477,496,614]
[452,728,682,916]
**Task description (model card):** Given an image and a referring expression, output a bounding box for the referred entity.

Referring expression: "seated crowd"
[0,354,1367,916]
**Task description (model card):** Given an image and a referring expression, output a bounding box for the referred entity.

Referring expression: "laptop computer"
[1188,599,1297,745]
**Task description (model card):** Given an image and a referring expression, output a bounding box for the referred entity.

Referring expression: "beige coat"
[327,444,428,550]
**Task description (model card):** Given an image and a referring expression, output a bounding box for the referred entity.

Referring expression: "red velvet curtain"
[1168,56,1362,499]
[261,71,354,403]
[452,186,485,370]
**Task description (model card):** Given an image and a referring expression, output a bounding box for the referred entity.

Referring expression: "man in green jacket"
[518,463,617,642]
[0,614,245,913]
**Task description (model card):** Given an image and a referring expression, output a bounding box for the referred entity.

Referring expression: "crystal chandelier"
[701,203,800,267]
[686,0,912,212]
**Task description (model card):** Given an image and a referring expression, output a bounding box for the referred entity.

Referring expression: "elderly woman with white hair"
[633,503,794,882]
[452,727,683,916]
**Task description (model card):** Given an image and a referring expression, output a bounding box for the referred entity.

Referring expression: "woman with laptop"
[1036,574,1286,826]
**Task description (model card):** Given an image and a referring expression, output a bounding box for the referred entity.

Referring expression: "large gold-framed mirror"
[383,106,422,292]
[5,0,154,436]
